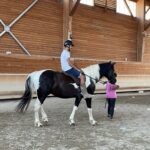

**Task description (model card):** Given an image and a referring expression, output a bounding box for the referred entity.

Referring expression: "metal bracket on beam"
[0,0,38,56]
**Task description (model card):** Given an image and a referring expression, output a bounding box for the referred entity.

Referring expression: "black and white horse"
[16,61,116,127]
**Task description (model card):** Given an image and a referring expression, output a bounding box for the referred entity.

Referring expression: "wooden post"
[69,0,80,40]
[69,0,80,16]
[68,16,72,39]
[105,0,108,11]
[145,19,150,30]
[63,0,70,43]
[136,0,145,61]
[63,0,80,43]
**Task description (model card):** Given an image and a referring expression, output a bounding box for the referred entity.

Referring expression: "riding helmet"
[64,40,74,47]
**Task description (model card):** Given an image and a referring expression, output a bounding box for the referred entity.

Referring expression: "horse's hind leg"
[34,98,43,127]
[35,88,49,127]
[41,105,48,125]
[85,98,97,125]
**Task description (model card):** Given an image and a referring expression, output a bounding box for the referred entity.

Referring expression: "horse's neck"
[83,64,100,80]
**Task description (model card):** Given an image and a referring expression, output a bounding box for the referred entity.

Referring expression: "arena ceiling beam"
[145,6,150,14]
[124,0,135,19]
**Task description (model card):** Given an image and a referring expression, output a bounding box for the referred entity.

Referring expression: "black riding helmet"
[64,40,74,47]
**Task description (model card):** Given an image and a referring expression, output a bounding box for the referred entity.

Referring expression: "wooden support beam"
[105,0,108,11]
[69,0,80,16]
[63,0,70,42]
[68,16,72,39]
[124,0,135,19]
[63,0,75,42]
[129,0,138,2]
[136,0,145,62]
[145,19,150,30]
[145,6,150,14]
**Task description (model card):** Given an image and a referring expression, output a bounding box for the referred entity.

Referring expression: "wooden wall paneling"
[73,58,150,75]
[0,0,63,56]
[72,5,137,61]
[0,55,61,73]
[0,0,150,80]
[1,53,150,75]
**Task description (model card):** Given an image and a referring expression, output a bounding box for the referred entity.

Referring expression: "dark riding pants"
[107,98,116,118]
[65,68,80,78]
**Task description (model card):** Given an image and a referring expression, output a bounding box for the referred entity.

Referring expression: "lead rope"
[81,71,106,84]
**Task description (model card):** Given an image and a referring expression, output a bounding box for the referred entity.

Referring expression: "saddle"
[62,72,80,86]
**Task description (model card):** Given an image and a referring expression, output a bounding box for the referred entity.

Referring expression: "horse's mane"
[82,64,100,80]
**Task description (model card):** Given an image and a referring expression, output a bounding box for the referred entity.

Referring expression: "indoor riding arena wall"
[72,4,138,62]
[0,0,63,56]
[0,0,150,97]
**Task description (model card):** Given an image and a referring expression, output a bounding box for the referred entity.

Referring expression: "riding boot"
[80,84,94,99]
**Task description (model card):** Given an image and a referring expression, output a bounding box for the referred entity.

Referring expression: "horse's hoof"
[42,118,49,126]
[89,120,97,126]
[42,121,49,126]
[92,121,97,126]
[70,123,75,126]
[69,120,75,126]
[34,122,43,127]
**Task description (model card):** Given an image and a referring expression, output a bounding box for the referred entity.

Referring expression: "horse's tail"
[16,76,32,113]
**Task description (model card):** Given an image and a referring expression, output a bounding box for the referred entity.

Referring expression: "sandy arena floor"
[0,93,150,150]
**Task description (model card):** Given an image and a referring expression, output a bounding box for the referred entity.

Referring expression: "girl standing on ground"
[106,80,119,119]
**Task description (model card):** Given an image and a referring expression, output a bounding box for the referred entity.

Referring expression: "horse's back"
[28,69,53,89]
[29,69,75,82]
[28,69,79,92]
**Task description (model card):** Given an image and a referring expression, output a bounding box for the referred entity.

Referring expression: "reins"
[82,72,106,85]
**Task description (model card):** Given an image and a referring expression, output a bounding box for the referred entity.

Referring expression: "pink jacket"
[106,81,118,98]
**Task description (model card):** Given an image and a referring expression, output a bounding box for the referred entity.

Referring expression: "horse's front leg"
[69,96,82,126]
[34,98,43,127]
[85,98,97,125]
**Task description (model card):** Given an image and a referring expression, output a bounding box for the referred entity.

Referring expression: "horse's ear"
[109,61,116,65]
[111,62,116,65]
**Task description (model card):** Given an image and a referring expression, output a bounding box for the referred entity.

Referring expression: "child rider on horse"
[60,39,93,99]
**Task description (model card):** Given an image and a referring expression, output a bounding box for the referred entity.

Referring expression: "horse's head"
[99,61,117,83]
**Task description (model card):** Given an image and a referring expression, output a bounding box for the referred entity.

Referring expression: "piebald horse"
[16,61,116,127]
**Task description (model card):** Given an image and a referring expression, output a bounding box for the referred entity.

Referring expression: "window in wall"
[116,0,136,17]
[145,6,150,20]
[80,0,94,6]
